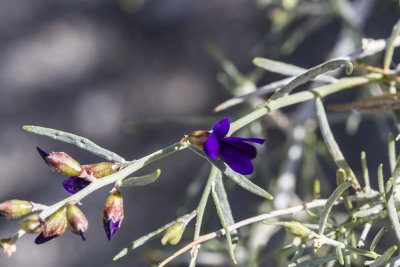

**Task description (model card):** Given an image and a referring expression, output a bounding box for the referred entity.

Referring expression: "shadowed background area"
[0,1,399,266]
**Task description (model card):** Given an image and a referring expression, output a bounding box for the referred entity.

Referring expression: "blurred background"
[0,0,399,266]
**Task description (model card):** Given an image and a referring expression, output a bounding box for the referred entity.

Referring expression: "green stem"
[229,73,384,135]
[189,167,216,267]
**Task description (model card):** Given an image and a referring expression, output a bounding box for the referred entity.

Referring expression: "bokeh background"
[0,0,399,266]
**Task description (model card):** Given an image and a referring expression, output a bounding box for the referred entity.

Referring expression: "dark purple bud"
[34,232,58,244]
[63,177,91,194]
[102,189,124,240]
[36,147,50,163]
[36,147,83,176]
[66,204,88,241]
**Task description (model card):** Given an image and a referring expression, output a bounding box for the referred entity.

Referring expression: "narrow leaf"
[370,227,387,251]
[378,164,385,197]
[369,245,397,267]
[189,167,216,267]
[267,59,353,102]
[121,169,161,187]
[211,170,237,264]
[253,57,337,83]
[384,18,400,71]
[336,166,353,212]
[23,125,126,163]
[336,246,344,265]
[113,212,194,261]
[384,177,400,247]
[315,98,361,191]
[214,170,238,244]
[389,133,396,173]
[361,151,370,191]
[319,170,354,234]
[189,146,273,200]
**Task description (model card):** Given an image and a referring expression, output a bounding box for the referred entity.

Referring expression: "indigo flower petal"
[213,117,230,139]
[62,176,91,195]
[221,139,257,159]
[223,136,265,145]
[219,143,254,175]
[103,219,120,241]
[203,132,220,159]
[36,147,50,165]
[34,232,57,244]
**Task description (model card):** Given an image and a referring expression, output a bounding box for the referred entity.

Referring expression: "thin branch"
[158,196,373,267]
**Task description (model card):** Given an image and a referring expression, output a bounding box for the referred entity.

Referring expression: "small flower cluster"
[0,148,128,254]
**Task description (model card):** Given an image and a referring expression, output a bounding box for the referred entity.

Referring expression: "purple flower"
[62,176,91,195]
[204,117,265,175]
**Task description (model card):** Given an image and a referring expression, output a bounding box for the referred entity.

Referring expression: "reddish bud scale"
[66,204,88,240]
[188,130,210,150]
[0,200,33,220]
[82,162,126,179]
[46,152,83,176]
[103,190,124,223]
[43,206,67,238]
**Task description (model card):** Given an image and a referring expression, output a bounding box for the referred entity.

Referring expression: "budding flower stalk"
[0,200,33,220]
[103,188,124,241]
[66,204,88,241]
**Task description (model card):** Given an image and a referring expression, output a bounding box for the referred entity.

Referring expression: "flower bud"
[66,204,88,241]
[35,206,67,244]
[36,147,83,176]
[82,162,128,179]
[283,221,311,237]
[161,221,186,245]
[19,214,43,233]
[0,200,33,220]
[188,130,210,150]
[0,238,16,257]
[103,189,124,241]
